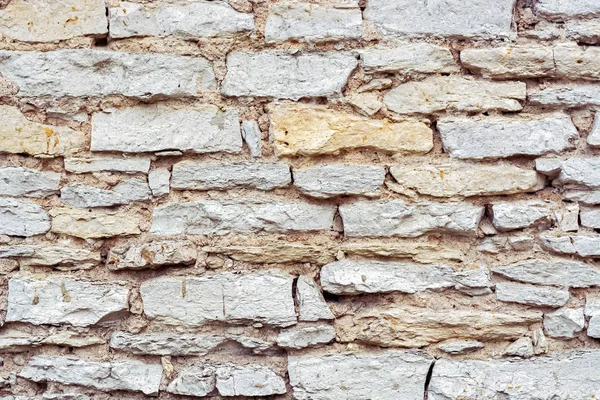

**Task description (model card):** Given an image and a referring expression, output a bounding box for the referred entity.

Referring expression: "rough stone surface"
[64,156,151,174]
[0,0,107,42]
[566,19,600,44]
[6,277,129,326]
[529,84,600,108]
[293,164,385,198]
[151,199,336,235]
[359,44,459,74]
[107,240,197,270]
[172,161,290,190]
[51,208,141,239]
[554,43,600,81]
[0,198,50,237]
[492,260,600,288]
[428,352,600,399]
[496,281,569,307]
[92,105,241,154]
[544,307,585,338]
[581,208,600,229]
[141,272,296,327]
[0,106,85,157]
[265,3,362,43]
[297,276,335,322]
[206,243,336,265]
[461,46,555,78]
[437,340,484,355]
[0,331,104,353]
[505,337,534,358]
[0,167,60,198]
[221,51,357,100]
[148,169,170,197]
[321,260,491,295]
[573,235,600,257]
[553,158,600,189]
[389,162,544,198]
[364,0,515,39]
[340,200,484,237]
[438,114,579,159]
[491,200,552,231]
[109,1,253,39]
[270,103,433,156]
[536,0,600,19]
[241,120,262,158]
[276,325,336,349]
[384,77,525,114]
[589,114,600,147]
[0,244,100,270]
[60,180,151,208]
[565,190,600,204]
[288,351,433,400]
[19,356,162,395]
[0,50,216,98]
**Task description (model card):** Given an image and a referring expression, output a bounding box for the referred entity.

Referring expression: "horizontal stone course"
[0,167,60,198]
[293,164,385,198]
[51,208,141,239]
[0,198,50,237]
[359,44,459,74]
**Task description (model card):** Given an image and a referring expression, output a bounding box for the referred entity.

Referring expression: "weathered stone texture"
[151,199,335,235]
[297,276,335,322]
[141,272,296,327]
[566,19,600,44]
[359,44,459,74]
[60,180,151,208]
[384,77,525,114]
[270,103,433,156]
[6,277,129,326]
[288,351,433,400]
[536,0,600,19]
[491,200,552,231]
[0,198,50,237]
[437,340,484,355]
[428,352,600,399]
[529,84,600,108]
[496,281,569,307]
[0,0,107,42]
[205,243,336,265]
[107,240,197,270]
[109,1,253,39]
[64,157,151,174]
[439,114,578,159]
[221,51,357,99]
[92,105,241,153]
[340,200,484,237]
[544,307,585,338]
[461,46,555,78]
[19,356,162,395]
[581,208,600,229]
[493,260,600,288]
[0,244,100,270]
[364,0,516,39]
[172,161,290,190]
[241,120,262,158]
[553,158,600,189]
[0,106,85,157]
[0,167,60,198]
[389,162,543,198]
[277,325,336,349]
[293,164,385,198]
[50,208,141,239]
[265,3,362,43]
[148,169,170,197]
[0,50,216,98]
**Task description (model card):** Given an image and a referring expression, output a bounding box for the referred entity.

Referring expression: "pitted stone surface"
[493,260,600,288]
[293,164,385,198]
[359,44,459,74]
[0,167,60,198]
[0,198,50,237]
[107,240,197,270]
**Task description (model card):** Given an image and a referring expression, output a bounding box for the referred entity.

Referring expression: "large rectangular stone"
[364,0,515,39]
[0,0,107,42]
[389,162,544,198]
[0,105,85,157]
[438,114,578,160]
[293,164,385,198]
[0,198,50,237]
[269,103,433,156]
[221,51,357,100]
[0,50,216,98]
[359,44,459,74]
[0,167,60,198]
[6,277,129,326]
[288,351,432,400]
[91,105,241,153]
[19,356,162,395]
[151,199,336,235]
[428,352,600,399]
[265,3,362,43]
[141,271,296,327]
[339,200,484,237]
[109,1,253,39]
[336,306,541,347]
[320,260,491,295]
[535,0,600,19]
[461,46,555,79]
[50,208,141,239]
[384,77,525,114]
[492,260,600,288]
[171,161,290,190]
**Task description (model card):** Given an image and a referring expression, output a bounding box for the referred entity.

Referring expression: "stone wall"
[0,0,599,398]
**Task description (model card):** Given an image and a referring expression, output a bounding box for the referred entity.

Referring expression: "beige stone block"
[50,208,141,239]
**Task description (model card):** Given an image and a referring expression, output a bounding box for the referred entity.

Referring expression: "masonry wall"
[0,0,600,398]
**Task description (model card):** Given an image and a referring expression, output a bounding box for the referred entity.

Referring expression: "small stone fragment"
[437,340,484,355]
[495,281,569,307]
[553,158,600,189]
[565,190,600,205]
[148,169,170,197]
[167,365,215,396]
[532,327,548,354]
[461,46,555,78]
[348,92,382,116]
[580,208,600,229]
[535,158,563,177]
[241,120,262,158]
[559,203,580,232]
[297,276,334,322]
[276,325,336,349]
[544,307,585,338]
[505,337,534,358]
[293,164,386,198]
[536,0,600,20]
[539,234,577,255]
[216,364,287,397]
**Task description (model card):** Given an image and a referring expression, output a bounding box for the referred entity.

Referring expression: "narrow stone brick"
[19,356,162,395]
[589,114,600,147]
[364,0,515,39]
[107,240,197,270]
[389,162,544,198]
[265,3,362,43]
[109,1,253,39]
[565,190,600,204]
[241,120,262,158]
[0,198,50,237]
[0,0,107,42]
[140,271,296,327]
[461,46,555,78]
[438,114,578,160]
[0,244,101,270]
[492,260,600,288]
[151,199,336,235]
[288,351,433,400]
[529,84,600,108]
[205,243,336,265]
[293,164,385,198]
[171,161,290,191]
[276,325,336,349]
[496,282,569,307]
[50,208,141,239]
[359,44,459,74]
[221,51,358,100]
[6,277,129,326]
[0,332,104,353]
[270,103,433,156]
[341,241,464,264]
[437,340,484,355]
[491,201,553,231]
[64,157,151,174]
[0,106,85,157]
[0,167,60,198]
[535,0,600,19]
[92,105,242,154]
[384,77,525,114]
[60,180,151,208]
[429,352,600,399]
[339,200,484,237]
[0,50,216,98]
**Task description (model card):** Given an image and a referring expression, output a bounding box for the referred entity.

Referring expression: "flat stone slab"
[293,164,385,198]
[0,198,50,237]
